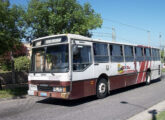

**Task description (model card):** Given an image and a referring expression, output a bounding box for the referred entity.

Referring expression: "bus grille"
[38,86,53,92]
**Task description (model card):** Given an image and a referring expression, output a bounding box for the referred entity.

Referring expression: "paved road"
[0,74,165,120]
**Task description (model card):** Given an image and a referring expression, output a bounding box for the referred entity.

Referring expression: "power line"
[103,18,149,32]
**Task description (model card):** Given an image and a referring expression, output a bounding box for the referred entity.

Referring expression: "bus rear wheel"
[96,78,108,99]
[146,72,151,85]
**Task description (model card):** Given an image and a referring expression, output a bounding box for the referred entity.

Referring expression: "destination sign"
[45,38,62,44]
[33,36,67,46]
[35,41,41,46]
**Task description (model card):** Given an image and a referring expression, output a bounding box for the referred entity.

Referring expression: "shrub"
[1,62,11,71]
[0,44,28,71]
[14,56,30,72]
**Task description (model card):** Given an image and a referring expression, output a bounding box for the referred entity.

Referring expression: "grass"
[156,111,165,120]
[0,87,28,99]
[0,70,11,73]
[162,68,165,72]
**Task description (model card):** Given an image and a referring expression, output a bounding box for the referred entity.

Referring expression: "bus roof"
[32,34,160,49]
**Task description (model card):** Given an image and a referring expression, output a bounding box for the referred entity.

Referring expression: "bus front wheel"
[96,78,108,99]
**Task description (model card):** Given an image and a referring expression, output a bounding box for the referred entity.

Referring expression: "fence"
[0,72,28,89]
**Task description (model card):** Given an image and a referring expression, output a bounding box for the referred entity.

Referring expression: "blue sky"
[10,0,165,47]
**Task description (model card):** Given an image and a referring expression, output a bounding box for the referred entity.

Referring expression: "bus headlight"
[53,87,63,92]
[29,84,37,91]
[53,86,70,92]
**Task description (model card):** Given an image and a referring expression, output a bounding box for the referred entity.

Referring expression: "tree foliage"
[161,49,165,63]
[25,0,103,40]
[0,44,28,71]
[14,56,30,72]
[0,0,25,55]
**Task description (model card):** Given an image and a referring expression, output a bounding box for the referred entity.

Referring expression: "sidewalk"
[127,100,165,120]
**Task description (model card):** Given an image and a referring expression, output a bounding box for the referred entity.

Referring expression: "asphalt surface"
[0,74,165,120]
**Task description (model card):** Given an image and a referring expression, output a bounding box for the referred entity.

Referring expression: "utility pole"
[112,27,116,42]
[159,33,162,49]
[147,31,151,46]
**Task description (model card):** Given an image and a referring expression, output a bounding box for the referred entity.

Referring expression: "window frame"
[72,44,93,72]
[110,44,124,62]
[124,45,134,62]
[135,47,144,61]
[144,48,151,61]
[93,42,109,63]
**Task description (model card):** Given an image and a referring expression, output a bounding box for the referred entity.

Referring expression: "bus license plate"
[40,92,47,97]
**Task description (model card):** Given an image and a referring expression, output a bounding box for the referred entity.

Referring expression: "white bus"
[28,34,161,99]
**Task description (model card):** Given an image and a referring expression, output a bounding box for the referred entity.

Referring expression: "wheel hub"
[99,83,106,94]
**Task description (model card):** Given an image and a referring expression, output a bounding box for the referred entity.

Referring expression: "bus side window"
[93,43,109,63]
[144,48,151,61]
[135,47,144,61]
[124,45,134,62]
[157,49,160,61]
[110,44,124,62]
[152,49,157,61]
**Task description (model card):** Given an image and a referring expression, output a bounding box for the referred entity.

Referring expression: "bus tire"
[146,72,151,85]
[96,78,108,99]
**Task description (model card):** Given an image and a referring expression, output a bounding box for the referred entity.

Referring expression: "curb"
[127,100,165,120]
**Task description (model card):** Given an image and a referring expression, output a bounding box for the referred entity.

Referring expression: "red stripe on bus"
[143,61,149,82]
[136,62,142,83]
[136,62,141,83]
[137,61,145,83]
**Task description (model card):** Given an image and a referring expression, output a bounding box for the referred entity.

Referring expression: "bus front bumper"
[28,90,70,99]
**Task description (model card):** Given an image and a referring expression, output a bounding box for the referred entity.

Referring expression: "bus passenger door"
[71,41,95,99]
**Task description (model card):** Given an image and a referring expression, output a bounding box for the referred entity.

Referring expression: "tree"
[0,44,28,71]
[14,56,30,72]
[0,0,25,55]
[161,49,165,63]
[0,0,25,83]
[25,0,102,41]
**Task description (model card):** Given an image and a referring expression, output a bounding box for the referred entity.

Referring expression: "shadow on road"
[37,95,97,107]
[37,78,161,107]
[148,109,158,120]
[120,101,147,110]
[120,101,158,120]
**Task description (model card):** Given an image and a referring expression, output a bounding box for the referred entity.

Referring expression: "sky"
[10,0,165,48]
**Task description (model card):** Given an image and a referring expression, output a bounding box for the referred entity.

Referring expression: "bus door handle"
[94,63,99,66]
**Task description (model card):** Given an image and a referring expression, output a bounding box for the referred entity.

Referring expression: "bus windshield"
[31,44,69,73]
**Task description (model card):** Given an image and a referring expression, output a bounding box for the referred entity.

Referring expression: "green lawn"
[156,111,165,120]
[162,68,165,72]
[0,87,28,99]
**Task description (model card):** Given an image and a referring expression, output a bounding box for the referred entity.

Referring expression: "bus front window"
[45,44,69,72]
[32,44,69,73]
